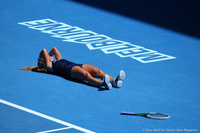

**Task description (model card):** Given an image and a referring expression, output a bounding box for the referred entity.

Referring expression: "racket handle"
[121,111,136,115]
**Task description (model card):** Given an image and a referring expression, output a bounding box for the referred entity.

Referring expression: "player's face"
[38,61,44,68]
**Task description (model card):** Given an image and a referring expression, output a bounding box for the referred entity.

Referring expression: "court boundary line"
[36,127,71,133]
[0,99,95,133]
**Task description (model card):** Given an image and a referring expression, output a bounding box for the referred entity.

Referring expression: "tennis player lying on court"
[22,47,125,89]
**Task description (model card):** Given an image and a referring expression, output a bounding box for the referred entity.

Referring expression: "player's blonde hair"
[19,66,47,73]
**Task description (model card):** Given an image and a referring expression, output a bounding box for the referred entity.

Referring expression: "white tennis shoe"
[112,70,125,88]
[101,75,112,90]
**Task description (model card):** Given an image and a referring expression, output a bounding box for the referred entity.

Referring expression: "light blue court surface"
[1,0,200,133]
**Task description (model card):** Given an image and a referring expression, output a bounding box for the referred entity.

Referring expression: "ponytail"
[19,66,47,73]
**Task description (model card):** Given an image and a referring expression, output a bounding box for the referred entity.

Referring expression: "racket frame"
[121,111,170,119]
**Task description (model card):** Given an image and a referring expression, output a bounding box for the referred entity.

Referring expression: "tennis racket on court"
[121,111,170,119]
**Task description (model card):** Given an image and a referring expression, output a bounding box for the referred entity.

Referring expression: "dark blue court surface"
[1,0,200,133]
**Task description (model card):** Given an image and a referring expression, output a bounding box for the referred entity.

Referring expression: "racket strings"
[148,113,170,119]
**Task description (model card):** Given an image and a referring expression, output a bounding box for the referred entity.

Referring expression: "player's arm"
[39,48,52,70]
[48,47,62,60]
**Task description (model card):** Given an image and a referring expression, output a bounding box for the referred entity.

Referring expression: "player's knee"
[84,71,91,79]
[96,69,104,77]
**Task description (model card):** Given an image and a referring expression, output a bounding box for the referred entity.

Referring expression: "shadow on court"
[72,0,200,38]
[19,68,107,91]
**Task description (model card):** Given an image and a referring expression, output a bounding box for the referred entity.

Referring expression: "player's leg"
[71,66,101,86]
[82,64,114,81]
[82,64,125,88]
[71,66,112,89]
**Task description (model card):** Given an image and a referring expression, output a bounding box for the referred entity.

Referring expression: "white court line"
[0,99,95,133]
[36,127,71,133]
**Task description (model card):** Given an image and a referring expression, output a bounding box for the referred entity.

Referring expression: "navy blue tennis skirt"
[52,59,82,79]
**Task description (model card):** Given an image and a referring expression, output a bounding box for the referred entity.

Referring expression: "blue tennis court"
[1,0,200,132]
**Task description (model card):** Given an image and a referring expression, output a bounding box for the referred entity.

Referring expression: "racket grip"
[121,111,136,115]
